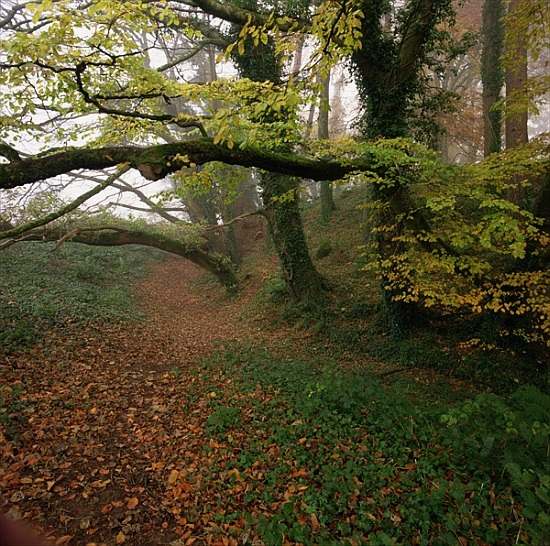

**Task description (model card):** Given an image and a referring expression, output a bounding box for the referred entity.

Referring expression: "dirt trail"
[0,259,256,546]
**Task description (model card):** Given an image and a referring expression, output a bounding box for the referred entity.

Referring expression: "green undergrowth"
[255,292,548,394]
[251,187,548,394]
[199,346,549,545]
[0,242,163,353]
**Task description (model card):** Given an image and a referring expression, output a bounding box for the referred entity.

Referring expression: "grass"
[0,242,163,353]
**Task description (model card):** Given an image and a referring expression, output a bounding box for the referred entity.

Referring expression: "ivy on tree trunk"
[231,15,327,303]
[262,174,326,301]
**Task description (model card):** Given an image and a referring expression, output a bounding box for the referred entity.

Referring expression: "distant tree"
[505,0,529,150]
[481,0,505,156]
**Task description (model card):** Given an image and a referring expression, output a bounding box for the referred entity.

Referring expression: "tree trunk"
[230,21,326,303]
[503,0,529,205]
[481,0,505,156]
[505,0,529,151]
[318,72,336,224]
[261,173,326,302]
[290,34,305,78]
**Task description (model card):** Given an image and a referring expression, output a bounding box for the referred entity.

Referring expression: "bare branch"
[0,166,129,240]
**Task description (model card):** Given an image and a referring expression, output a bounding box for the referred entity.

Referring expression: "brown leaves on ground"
[0,259,257,546]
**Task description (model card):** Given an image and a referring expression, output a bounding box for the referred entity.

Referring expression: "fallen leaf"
[227,468,241,481]
[168,469,179,485]
[310,513,320,532]
[127,497,139,509]
[115,531,126,544]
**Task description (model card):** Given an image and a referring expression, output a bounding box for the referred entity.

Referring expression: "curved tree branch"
[10,225,238,289]
[0,142,22,162]
[171,0,299,30]
[0,138,373,190]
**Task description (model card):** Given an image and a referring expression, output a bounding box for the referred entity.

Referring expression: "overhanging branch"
[0,138,372,190]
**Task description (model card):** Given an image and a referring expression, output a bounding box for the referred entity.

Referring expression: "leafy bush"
[315,240,332,259]
[360,137,550,350]
[261,275,288,303]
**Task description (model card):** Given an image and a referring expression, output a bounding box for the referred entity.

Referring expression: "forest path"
[0,258,265,546]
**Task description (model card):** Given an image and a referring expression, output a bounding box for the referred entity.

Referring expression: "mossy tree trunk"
[481,0,505,156]
[350,0,454,334]
[231,12,327,303]
[504,0,529,206]
[505,0,528,152]
[261,173,326,301]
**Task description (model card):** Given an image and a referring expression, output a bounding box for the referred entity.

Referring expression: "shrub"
[315,240,332,259]
[261,275,288,303]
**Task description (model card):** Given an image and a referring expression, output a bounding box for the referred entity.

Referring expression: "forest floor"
[1,258,266,546]
[1,195,547,545]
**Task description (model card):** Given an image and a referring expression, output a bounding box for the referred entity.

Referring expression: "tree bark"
[503,0,529,205]
[505,0,529,150]
[481,0,505,156]
[261,173,326,302]
[350,0,447,333]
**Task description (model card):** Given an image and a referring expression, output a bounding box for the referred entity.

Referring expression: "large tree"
[1,0,527,329]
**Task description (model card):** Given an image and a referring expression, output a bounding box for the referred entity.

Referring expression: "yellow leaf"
[168,469,179,485]
[127,497,139,509]
[115,531,126,544]
[227,468,241,481]
[310,513,320,532]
